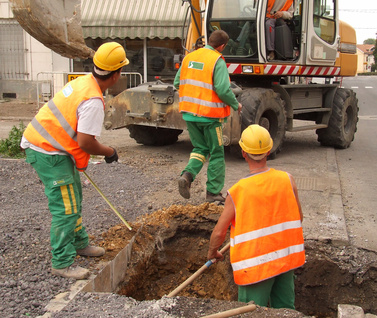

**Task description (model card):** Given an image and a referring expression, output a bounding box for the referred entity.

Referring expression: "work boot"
[178,171,193,199]
[76,245,105,257]
[206,191,225,204]
[51,265,90,280]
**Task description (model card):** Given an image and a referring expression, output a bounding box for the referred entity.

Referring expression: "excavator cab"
[203,0,348,71]
[204,0,301,63]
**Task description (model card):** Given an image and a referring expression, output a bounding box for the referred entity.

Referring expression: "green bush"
[0,122,26,158]
[357,71,377,76]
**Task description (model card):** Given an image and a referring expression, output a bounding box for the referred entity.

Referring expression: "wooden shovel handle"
[167,242,230,297]
[200,304,257,318]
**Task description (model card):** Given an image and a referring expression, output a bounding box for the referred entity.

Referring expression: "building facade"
[356,44,375,73]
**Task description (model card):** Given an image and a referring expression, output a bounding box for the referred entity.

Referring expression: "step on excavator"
[10,0,359,158]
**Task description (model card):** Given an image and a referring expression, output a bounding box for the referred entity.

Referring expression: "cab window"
[313,0,336,44]
[208,0,258,57]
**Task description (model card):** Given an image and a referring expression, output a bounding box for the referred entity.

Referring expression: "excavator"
[10,0,359,158]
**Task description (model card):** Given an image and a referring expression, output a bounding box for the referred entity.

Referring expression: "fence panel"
[36,71,143,108]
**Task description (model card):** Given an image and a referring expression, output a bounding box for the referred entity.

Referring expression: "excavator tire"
[316,88,359,149]
[231,88,286,159]
[127,125,183,146]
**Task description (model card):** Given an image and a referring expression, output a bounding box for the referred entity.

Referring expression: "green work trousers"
[183,121,225,194]
[25,148,89,269]
[238,270,296,309]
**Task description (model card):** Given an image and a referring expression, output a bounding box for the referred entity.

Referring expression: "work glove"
[105,147,118,163]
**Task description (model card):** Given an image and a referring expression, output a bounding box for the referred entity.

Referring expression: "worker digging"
[20,42,129,280]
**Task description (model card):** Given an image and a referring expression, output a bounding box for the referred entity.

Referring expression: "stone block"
[338,304,364,318]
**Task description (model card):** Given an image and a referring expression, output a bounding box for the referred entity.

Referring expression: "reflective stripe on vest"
[23,74,104,171]
[228,168,305,285]
[179,48,231,119]
[266,0,294,18]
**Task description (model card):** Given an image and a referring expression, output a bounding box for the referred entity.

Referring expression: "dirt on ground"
[0,99,39,119]
[85,203,377,318]
[1,100,377,318]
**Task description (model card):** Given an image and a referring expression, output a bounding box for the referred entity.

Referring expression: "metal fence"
[36,71,143,108]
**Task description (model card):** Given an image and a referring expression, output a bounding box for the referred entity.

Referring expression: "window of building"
[72,37,182,84]
[0,19,25,80]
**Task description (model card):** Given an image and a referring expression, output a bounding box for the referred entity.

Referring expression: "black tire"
[126,125,183,146]
[316,88,358,149]
[234,88,286,159]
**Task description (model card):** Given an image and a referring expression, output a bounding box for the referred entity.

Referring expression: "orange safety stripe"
[228,168,305,285]
[179,48,231,119]
[23,74,104,171]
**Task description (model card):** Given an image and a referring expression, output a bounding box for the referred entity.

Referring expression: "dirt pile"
[89,204,377,318]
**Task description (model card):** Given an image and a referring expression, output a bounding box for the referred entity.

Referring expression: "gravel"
[0,158,174,318]
[0,158,315,318]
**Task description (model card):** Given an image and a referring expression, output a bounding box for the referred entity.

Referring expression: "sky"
[338,0,377,44]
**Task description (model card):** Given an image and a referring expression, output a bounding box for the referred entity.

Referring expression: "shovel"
[167,242,230,297]
[83,171,132,230]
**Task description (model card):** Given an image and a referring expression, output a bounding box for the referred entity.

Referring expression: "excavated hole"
[96,204,377,318]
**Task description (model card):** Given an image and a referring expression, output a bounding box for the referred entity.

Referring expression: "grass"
[0,122,26,158]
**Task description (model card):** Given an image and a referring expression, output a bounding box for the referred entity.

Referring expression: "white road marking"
[358,116,377,120]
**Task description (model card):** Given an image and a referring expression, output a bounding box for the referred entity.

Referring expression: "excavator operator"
[266,0,296,60]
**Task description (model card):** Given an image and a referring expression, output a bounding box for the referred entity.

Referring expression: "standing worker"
[174,30,242,203]
[207,124,305,308]
[265,0,296,60]
[20,42,129,280]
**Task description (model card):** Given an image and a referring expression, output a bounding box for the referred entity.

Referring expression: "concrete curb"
[324,148,349,246]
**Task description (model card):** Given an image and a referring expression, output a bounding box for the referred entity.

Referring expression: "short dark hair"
[208,30,229,49]
[92,66,121,81]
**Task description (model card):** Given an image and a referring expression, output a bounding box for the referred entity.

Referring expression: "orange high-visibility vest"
[228,168,305,286]
[179,48,231,119]
[266,0,294,18]
[23,74,104,171]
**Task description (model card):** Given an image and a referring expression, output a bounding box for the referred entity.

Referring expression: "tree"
[363,38,376,45]
[364,39,377,72]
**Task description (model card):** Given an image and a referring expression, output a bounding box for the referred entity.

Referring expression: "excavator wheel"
[127,125,183,146]
[232,88,286,159]
[316,88,359,149]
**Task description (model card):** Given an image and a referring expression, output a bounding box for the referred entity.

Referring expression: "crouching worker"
[20,42,129,280]
[207,124,305,308]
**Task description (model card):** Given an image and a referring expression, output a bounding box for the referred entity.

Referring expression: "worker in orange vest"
[266,0,296,60]
[21,42,129,280]
[174,30,242,203]
[207,124,305,308]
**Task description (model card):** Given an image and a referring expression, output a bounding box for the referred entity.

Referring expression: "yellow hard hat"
[93,42,129,71]
[239,124,273,154]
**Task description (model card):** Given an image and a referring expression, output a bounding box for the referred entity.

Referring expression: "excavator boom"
[10,0,94,59]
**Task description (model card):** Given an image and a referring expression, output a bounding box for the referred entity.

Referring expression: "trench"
[84,204,377,318]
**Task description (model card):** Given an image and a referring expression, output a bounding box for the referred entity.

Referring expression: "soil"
[1,100,377,318]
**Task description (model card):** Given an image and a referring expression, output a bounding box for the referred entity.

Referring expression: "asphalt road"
[336,76,377,251]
